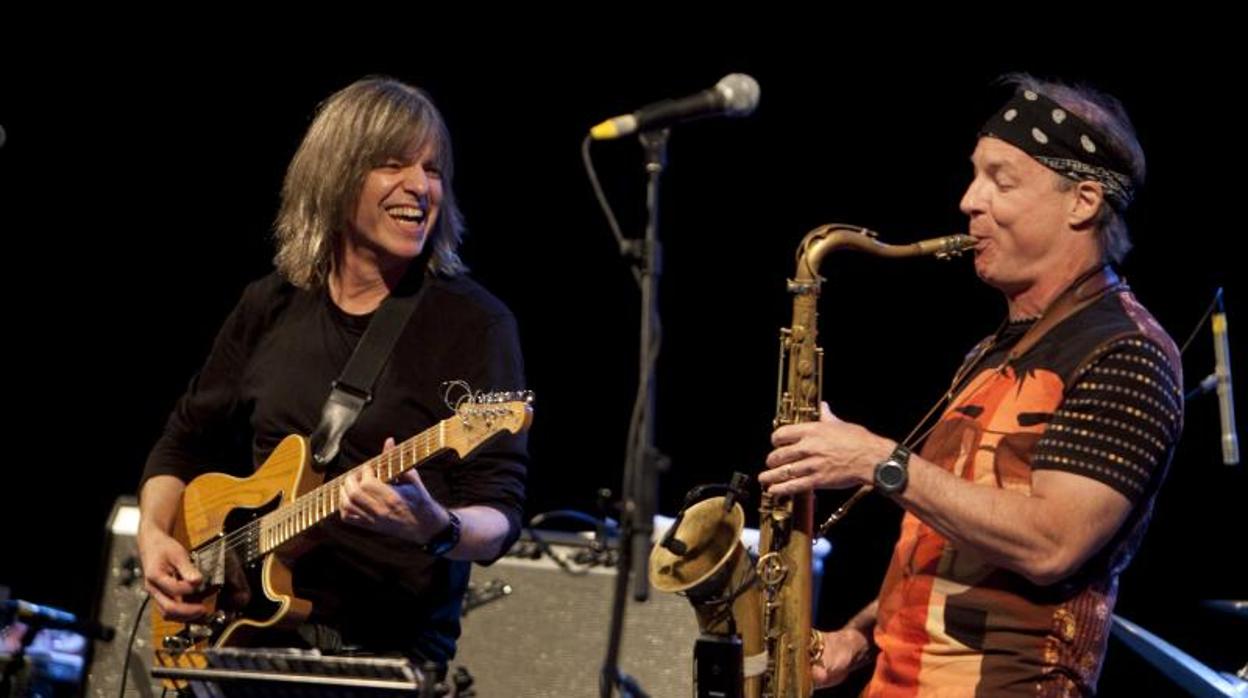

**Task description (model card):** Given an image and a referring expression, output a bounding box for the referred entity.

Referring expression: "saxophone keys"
[756,551,788,586]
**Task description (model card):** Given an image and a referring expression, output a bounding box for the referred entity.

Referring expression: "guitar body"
[147,392,533,682]
[151,434,319,652]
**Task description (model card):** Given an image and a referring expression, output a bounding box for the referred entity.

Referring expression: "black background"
[1,30,1242,696]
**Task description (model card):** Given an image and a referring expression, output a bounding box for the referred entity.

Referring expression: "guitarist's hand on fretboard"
[338,436,452,544]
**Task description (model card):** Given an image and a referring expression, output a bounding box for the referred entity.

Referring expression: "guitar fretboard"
[188,397,528,578]
[256,425,449,557]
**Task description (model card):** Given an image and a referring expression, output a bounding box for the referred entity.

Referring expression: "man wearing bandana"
[760,75,1183,696]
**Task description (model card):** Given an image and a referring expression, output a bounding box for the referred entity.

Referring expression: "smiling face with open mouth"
[348,142,443,267]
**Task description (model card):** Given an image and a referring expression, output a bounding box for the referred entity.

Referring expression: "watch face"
[875,460,907,492]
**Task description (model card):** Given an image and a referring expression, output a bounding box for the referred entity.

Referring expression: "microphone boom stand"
[599,127,671,698]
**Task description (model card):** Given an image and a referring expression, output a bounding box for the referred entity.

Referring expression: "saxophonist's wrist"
[862,436,899,484]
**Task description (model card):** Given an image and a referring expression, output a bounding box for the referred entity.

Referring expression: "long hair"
[274,77,467,288]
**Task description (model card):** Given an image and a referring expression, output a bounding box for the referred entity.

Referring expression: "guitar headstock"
[446,390,534,457]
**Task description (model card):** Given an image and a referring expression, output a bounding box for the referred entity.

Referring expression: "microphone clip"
[658,472,751,557]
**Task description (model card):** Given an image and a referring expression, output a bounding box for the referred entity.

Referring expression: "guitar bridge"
[163,610,231,650]
[162,633,193,651]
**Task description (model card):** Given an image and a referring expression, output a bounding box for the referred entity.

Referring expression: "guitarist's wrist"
[138,474,186,537]
[137,519,173,547]
[416,507,461,556]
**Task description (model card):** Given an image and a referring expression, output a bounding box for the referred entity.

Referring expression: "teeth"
[387,206,425,221]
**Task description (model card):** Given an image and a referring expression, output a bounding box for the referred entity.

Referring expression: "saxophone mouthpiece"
[925,234,977,259]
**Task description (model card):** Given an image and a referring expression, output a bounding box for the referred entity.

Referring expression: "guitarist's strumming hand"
[338,437,453,545]
[137,526,209,622]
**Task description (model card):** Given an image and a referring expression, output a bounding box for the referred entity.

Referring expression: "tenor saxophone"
[760,225,973,697]
[651,225,974,698]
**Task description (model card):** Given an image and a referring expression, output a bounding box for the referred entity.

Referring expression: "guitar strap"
[309,275,430,470]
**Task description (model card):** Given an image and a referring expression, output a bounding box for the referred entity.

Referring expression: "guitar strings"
[203,406,513,563]
[208,434,437,560]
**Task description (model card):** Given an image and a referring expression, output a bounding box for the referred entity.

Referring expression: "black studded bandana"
[981,88,1137,211]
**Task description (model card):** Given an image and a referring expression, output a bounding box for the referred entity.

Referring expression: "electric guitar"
[150,391,533,656]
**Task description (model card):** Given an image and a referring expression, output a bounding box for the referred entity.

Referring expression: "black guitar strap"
[309,278,429,469]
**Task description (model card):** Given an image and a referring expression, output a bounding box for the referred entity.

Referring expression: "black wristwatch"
[873,443,911,496]
[419,510,461,556]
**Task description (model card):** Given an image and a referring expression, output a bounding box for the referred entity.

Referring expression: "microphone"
[722,471,749,513]
[2,599,116,641]
[590,73,760,141]
[1213,289,1239,465]
[658,520,688,556]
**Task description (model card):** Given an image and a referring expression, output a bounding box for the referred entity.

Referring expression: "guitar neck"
[256,424,450,556]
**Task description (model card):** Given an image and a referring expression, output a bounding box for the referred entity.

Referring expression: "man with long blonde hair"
[137,77,527,671]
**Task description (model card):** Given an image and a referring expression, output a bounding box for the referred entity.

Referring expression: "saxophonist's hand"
[762,402,895,495]
[812,627,872,688]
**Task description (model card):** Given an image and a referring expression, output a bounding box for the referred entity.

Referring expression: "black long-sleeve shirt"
[142,269,528,663]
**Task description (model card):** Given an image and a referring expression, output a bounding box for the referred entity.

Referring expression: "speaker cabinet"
[83,497,162,698]
[456,533,702,697]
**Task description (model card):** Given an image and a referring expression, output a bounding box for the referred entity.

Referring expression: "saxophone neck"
[792,224,976,286]
[793,225,877,285]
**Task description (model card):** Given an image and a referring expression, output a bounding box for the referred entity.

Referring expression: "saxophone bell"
[651,495,765,698]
